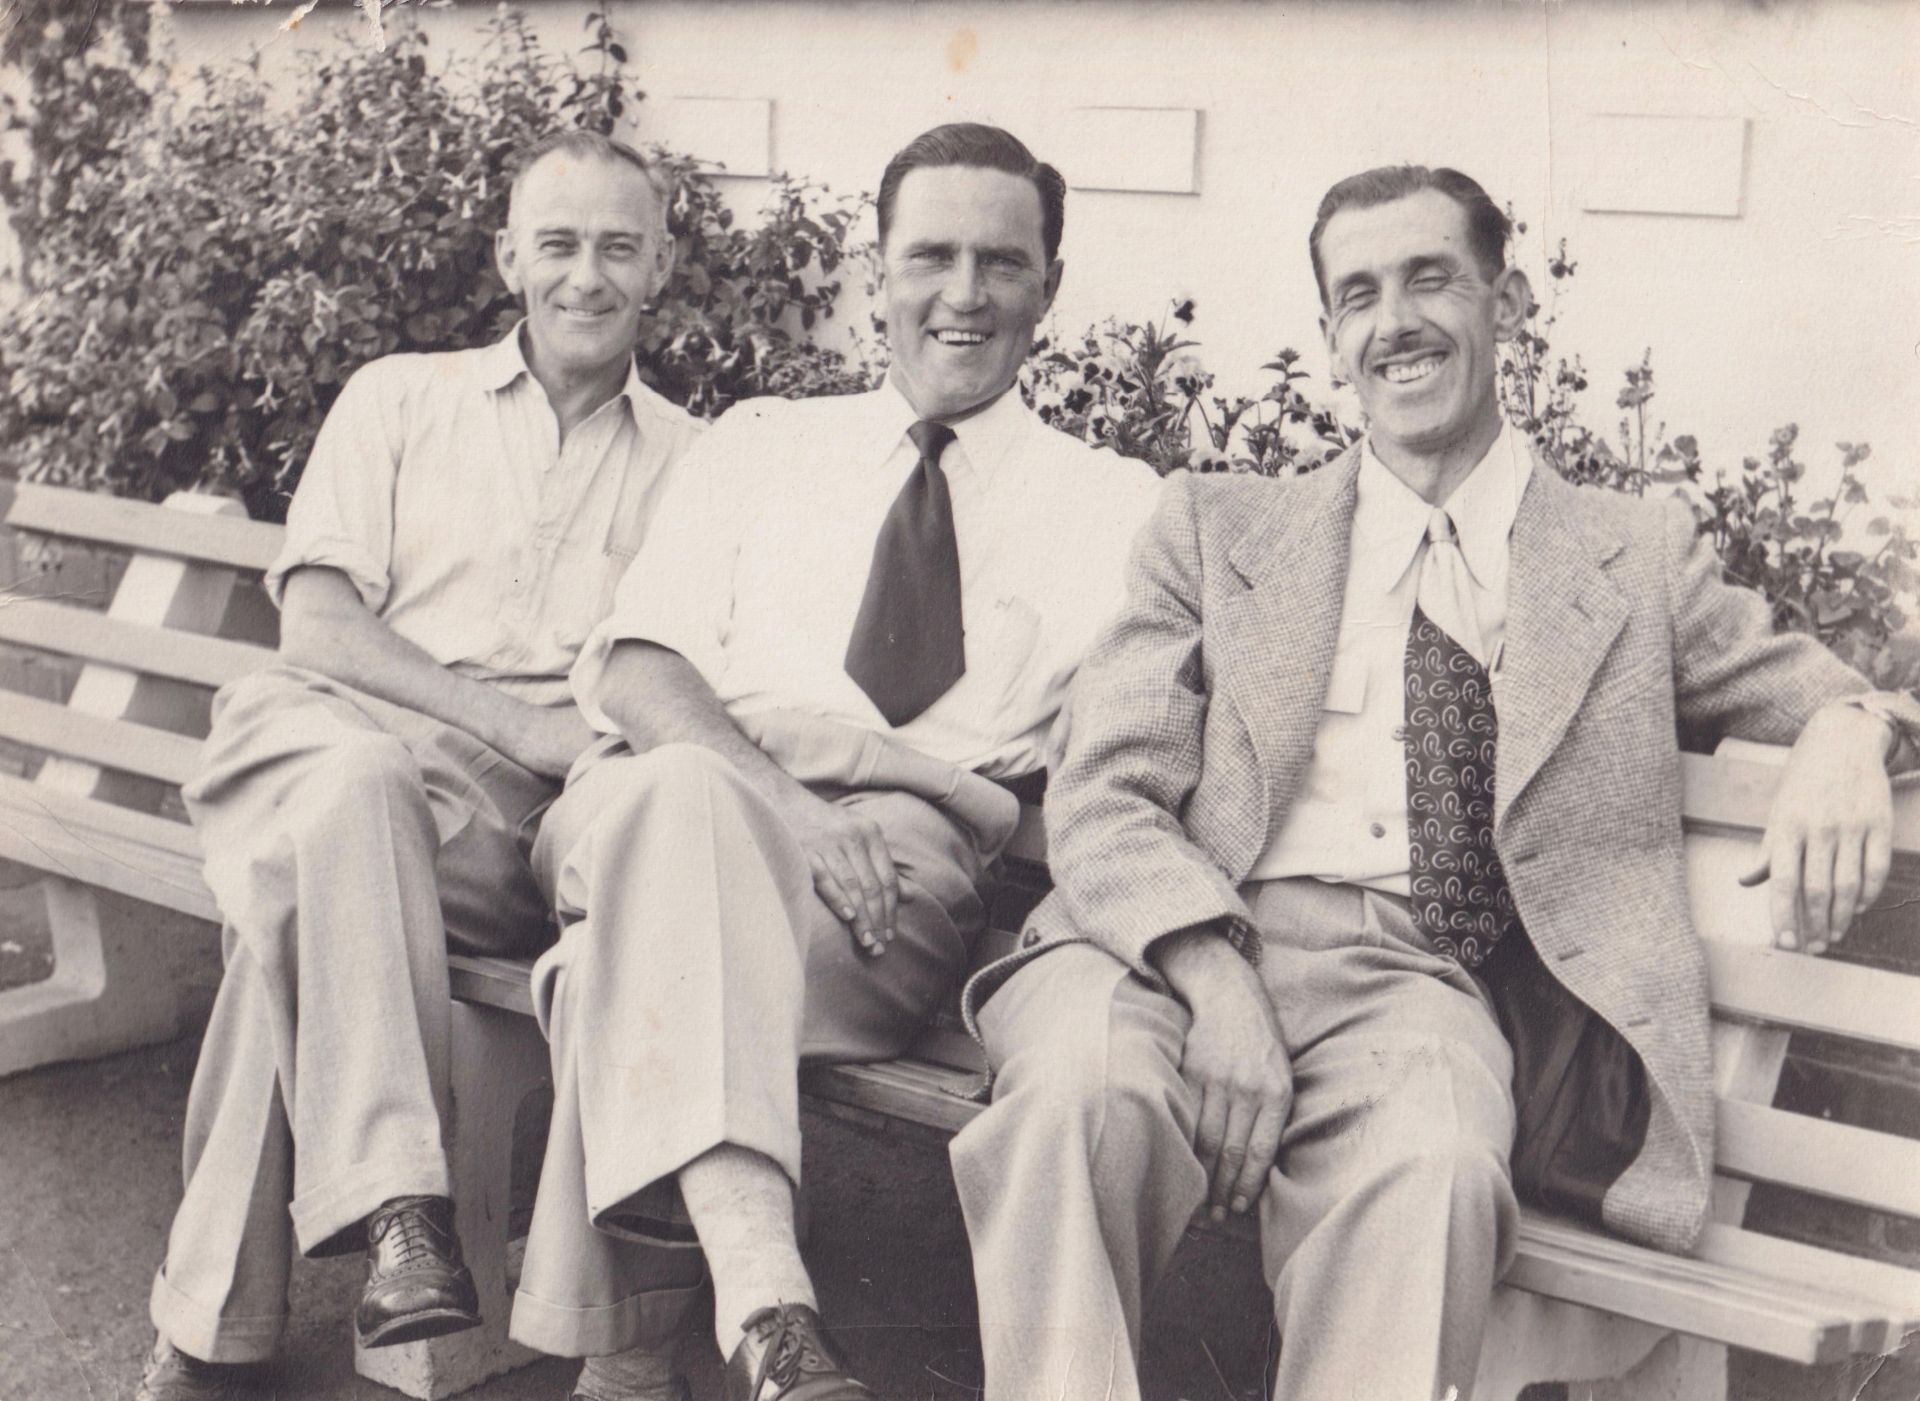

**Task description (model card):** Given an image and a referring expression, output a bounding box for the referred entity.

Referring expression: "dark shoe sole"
[356,1306,483,1349]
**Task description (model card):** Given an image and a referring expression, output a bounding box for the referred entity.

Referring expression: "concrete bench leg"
[355,1001,551,1399]
[1474,1287,1727,1401]
[0,879,181,1077]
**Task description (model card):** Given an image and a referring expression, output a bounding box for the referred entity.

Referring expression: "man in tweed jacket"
[947,165,1919,1401]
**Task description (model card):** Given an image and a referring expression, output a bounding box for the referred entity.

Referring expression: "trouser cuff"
[149,1266,285,1366]
[509,1275,709,1358]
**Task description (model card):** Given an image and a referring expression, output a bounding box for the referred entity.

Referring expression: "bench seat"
[3,481,1917,1400]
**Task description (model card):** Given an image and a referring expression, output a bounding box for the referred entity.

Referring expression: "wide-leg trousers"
[150,666,560,1363]
[509,741,989,1356]
[953,877,1520,1401]
[152,678,989,1366]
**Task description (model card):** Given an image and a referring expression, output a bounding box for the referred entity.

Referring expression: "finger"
[862,825,899,942]
[839,840,888,956]
[1800,828,1837,950]
[808,853,860,930]
[826,851,880,951]
[1230,1100,1286,1215]
[1736,851,1771,889]
[1190,1083,1227,1214]
[1862,823,1893,919]
[1768,833,1804,949]
[1209,1093,1256,1218]
[1826,828,1866,946]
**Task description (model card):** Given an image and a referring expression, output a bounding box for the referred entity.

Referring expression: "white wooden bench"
[1,483,1916,1400]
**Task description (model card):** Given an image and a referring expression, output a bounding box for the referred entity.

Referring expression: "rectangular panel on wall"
[1576,115,1749,218]
[638,97,772,178]
[1058,107,1200,195]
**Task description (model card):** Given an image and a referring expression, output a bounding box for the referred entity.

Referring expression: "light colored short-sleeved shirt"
[573,379,1163,776]
[268,327,704,708]
[1250,422,1531,891]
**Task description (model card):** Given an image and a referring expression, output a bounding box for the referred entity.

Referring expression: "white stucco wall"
[152,0,1920,502]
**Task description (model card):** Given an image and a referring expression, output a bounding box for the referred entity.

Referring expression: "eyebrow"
[528,224,646,240]
[898,238,1035,265]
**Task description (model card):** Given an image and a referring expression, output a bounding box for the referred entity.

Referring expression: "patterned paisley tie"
[844,420,966,726]
[1403,510,1519,967]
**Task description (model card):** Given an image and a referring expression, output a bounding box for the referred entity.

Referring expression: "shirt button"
[1391,725,1409,743]
[1369,822,1387,838]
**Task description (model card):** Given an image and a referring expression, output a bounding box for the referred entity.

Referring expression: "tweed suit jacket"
[964,440,1900,1253]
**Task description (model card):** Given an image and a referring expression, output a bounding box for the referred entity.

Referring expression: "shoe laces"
[753,1305,832,1393]
[369,1196,444,1268]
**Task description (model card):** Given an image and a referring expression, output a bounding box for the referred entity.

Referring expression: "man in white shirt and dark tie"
[950,164,1918,1400]
[507,124,1161,1400]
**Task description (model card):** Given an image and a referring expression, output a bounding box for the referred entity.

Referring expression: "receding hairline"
[505,145,670,230]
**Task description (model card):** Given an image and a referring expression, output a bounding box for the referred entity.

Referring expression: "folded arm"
[594,639,899,954]
[278,565,594,778]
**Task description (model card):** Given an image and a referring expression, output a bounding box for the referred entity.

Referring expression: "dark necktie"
[1403,603,1519,967]
[845,420,966,726]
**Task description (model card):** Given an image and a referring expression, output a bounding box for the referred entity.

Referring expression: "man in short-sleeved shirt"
[138,132,701,1401]
[504,124,1160,1399]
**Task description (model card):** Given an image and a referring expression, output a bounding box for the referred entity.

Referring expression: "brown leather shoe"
[134,1337,268,1400]
[354,1195,482,1348]
[722,1304,873,1401]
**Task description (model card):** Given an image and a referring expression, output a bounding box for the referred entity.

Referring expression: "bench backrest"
[2,483,1916,1235]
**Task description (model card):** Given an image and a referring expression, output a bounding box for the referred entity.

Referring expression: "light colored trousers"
[151,668,986,1364]
[509,738,988,1356]
[953,877,1520,1401]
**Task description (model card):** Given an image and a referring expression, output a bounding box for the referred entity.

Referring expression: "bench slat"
[448,954,537,1018]
[0,598,276,691]
[1509,1213,1856,1364]
[801,1057,981,1136]
[1693,1223,1920,1353]
[0,690,205,785]
[1705,943,1920,1053]
[0,773,215,920]
[1678,751,1920,855]
[1718,1099,1920,1218]
[6,484,283,572]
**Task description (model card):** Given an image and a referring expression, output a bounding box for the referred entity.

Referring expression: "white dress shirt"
[1250,422,1532,891]
[268,327,704,708]
[574,378,1164,776]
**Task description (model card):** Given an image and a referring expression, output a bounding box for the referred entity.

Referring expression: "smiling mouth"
[933,329,991,347]
[1378,353,1444,385]
[560,307,614,321]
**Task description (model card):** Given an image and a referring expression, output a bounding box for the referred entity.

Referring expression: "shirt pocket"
[972,594,1044,713]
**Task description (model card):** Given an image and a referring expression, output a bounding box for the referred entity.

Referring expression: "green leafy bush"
[0,4,874,517]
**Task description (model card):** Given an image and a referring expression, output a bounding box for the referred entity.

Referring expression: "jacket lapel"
[1496,455,1629,827]
[1216,449,1362,838]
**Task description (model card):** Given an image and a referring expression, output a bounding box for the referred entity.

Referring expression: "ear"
[1491,266,1532,344]
[495,227,523,298]
[1039,256,1065,318]
[648,229,677,300]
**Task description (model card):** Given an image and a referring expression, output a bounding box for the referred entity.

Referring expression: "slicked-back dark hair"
[877,123,1066,263]
[1309,166,1511,306]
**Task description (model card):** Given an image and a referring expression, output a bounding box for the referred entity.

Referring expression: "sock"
[677,1143,817,1356]
[572,1344,682,1401]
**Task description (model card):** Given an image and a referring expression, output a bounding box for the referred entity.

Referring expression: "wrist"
[1151,922,1253,1006]
[1815,697,1901,765]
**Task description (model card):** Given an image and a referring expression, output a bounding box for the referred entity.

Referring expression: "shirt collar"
[874,372,1027,488]
[476,320,651,429]
[1353,420,1532,597]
